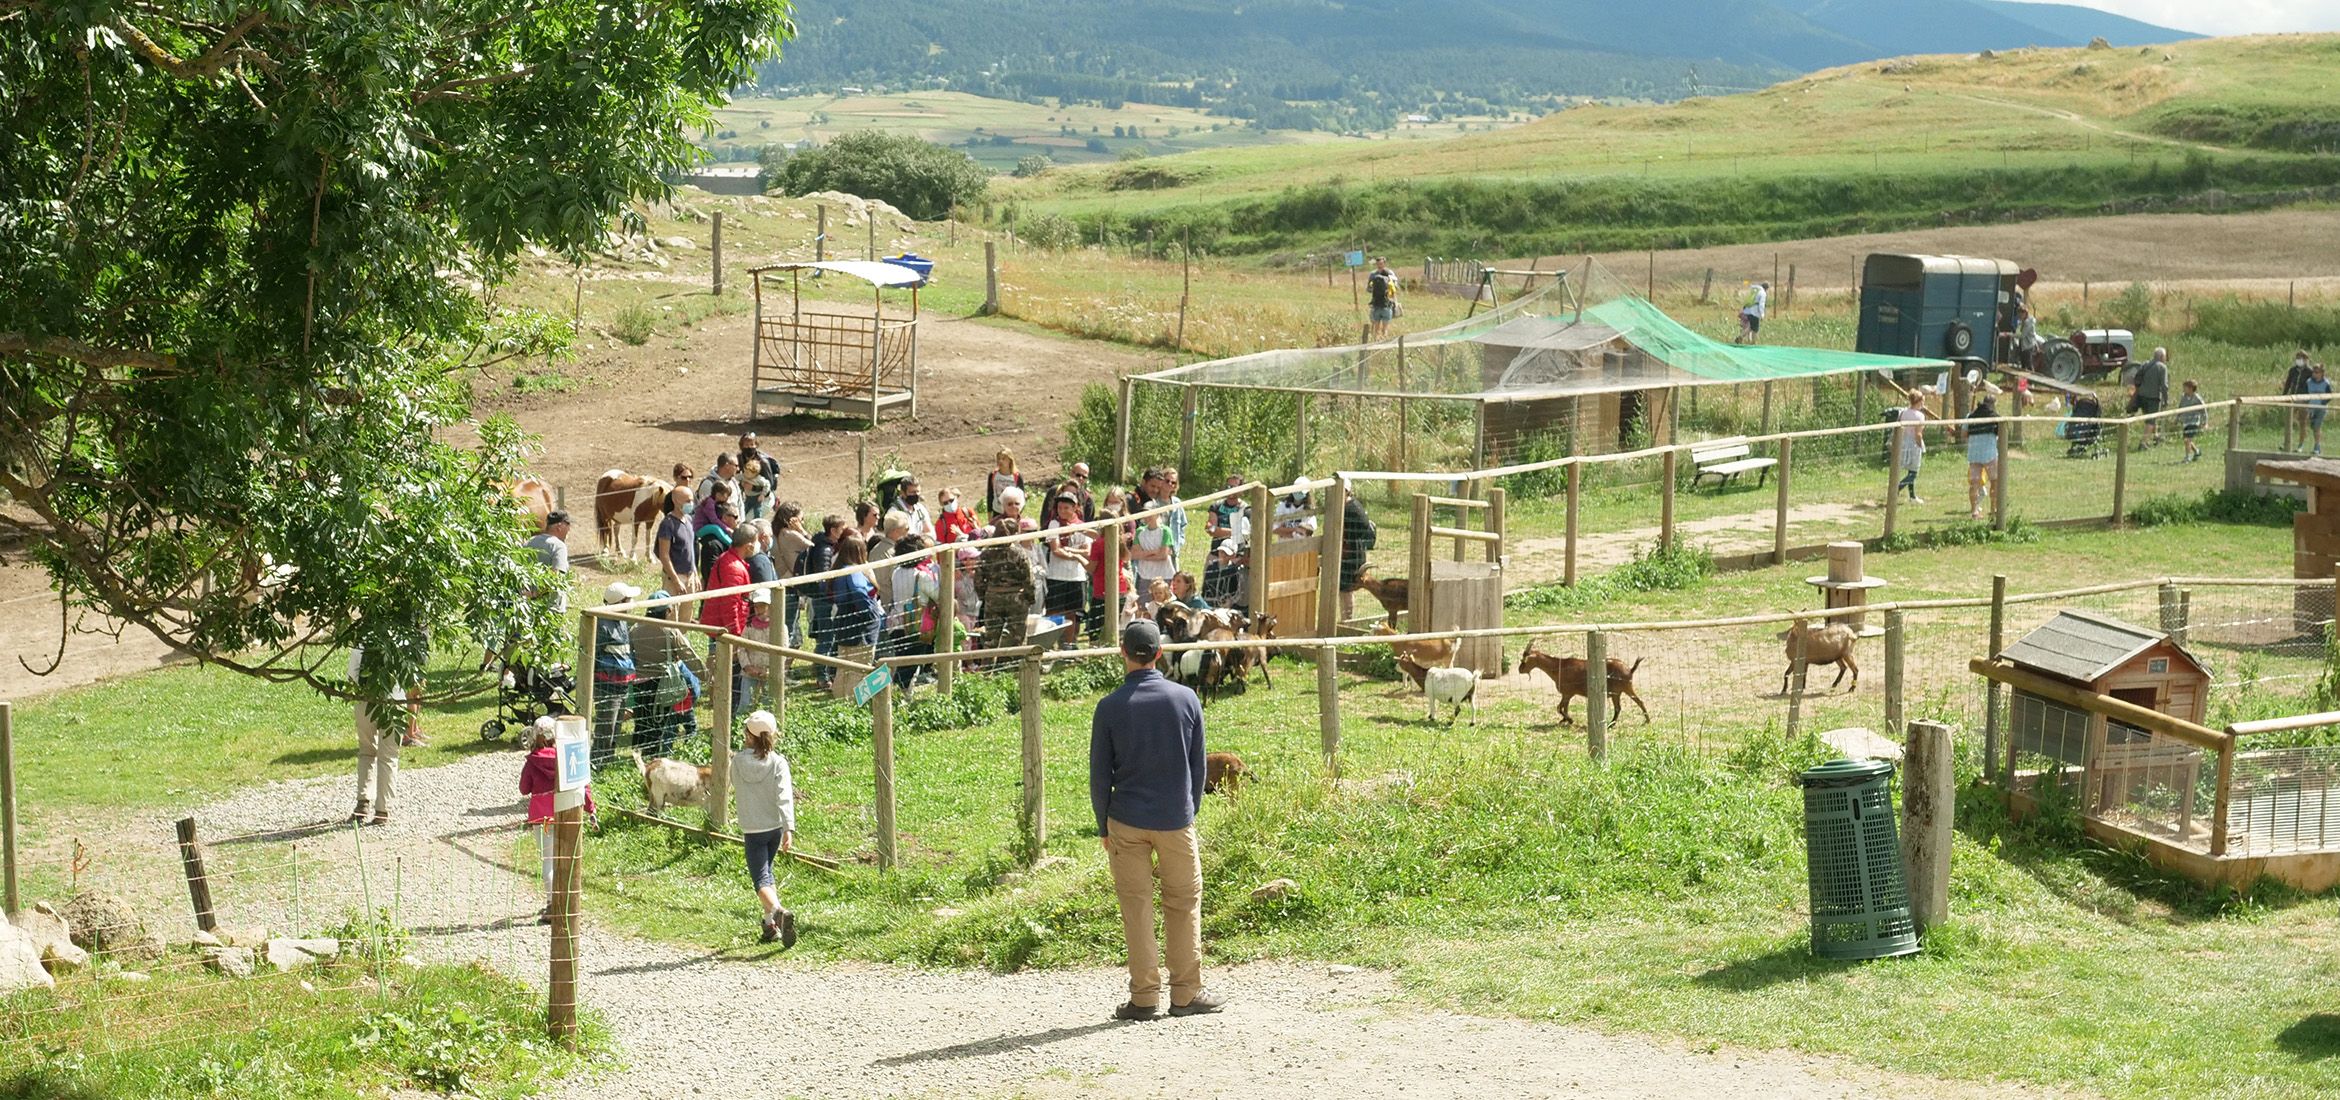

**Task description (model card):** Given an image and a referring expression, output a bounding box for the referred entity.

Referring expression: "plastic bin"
[1795,757,1921,961]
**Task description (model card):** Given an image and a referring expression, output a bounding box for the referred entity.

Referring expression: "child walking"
[733,710,798,947]
[2177,380,2207,463]
[520,717,596,925]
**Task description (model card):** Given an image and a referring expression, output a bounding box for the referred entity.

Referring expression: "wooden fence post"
[1584,630,1608,762]
[1699,267,1714,303]
[936,552,957,695]
[1885,424,1903,541]
[982,241,999,316]
[815,205,827,264]
[1883,610,1906,735]
[547,804,582,1044]
[1761,382,1775,434]
[2211,740,2234,856]
[708,640,734,837]
[0,702,13,917]
[1993,411,2011,531]
[1785,630,1809,742]
[1564,462,1581,586]
[710,212,723,295]
[174,816,217,933]
[2227,399,2242,456]
[1986,574,2007,783]
[1250,482,1275,627]
[1294,393,1310,481]
[1407,492,1431,632]
[1018,657,1045,863]
[1103,508,1124,641]
[1902,719,1955,933]
[1316,480,1347,773]
[1178,384,1199,487]
[2112,422,2132,525]
[1113,375,1134,485]
[1660,450,1677,549]
[573,615,597,761]
[873,677,897,871]
[1772,436,1794,566]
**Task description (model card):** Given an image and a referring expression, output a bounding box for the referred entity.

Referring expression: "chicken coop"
[2000,609,2212,837]
[747,260,923,424]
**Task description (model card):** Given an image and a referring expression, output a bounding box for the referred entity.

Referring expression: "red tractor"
[2026,327,2136,384]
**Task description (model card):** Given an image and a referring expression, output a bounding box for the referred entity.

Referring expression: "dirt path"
[165,754,2072,1100]
[0,558,189,701]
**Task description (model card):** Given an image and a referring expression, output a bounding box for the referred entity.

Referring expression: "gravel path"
[177,755,2070,1100]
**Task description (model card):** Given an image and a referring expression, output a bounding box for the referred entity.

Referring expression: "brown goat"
[1778,619,1860,694]
[1353,569,1408,617]
[1394,651,1433,691]
[1373,621,1454,675]
[1516,640,1650,726]
[1205,751,1250,794]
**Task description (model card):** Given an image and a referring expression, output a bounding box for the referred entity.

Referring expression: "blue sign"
[853,665,893,707]
[556,731,592,792]
[1344,250,1366,268]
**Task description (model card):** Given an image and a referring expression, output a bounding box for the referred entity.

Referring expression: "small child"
[2177,380,2207,464]
[519,717,596,925]
[732,710,798,947]
[1144,578,1174,619]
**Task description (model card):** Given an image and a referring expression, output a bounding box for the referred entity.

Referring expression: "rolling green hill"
[992,35,2340,259]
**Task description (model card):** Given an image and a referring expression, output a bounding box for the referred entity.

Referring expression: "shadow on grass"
[2277,1014,2340,1060]
[1691,942,1860,992]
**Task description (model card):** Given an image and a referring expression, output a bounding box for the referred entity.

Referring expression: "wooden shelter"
[748,260,922,424]
[2001,609,2211,831]
[2253,457,2340,630]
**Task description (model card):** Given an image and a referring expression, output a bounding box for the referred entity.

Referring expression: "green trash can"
[1795,757,1920,961]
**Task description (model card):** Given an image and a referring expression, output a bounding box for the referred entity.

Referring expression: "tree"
[1012,154,1054,178]
[767,131,986,220]
[0,1,794,701]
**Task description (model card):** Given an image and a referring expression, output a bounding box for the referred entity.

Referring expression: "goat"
[1394,651,1433,692]
[1353,569,1408,617]
[1155,604,1223,690]
[594,469,673,560]
[1516,640,1650,726]
[1204,751,1250,794]
[1423,666,1479,726]
[632,750,712,814]
[1778,618,1861,694]
[1373,622,1454,680]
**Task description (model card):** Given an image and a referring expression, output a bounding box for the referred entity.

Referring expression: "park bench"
[1688,438,1778,490]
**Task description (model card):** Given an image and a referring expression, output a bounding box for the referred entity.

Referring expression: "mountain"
[751,0,2202,113]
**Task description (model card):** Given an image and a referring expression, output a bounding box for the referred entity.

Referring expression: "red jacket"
[935,507,978,544]
[1088,533,1132,600]
[701,548,751,635]
[520,746,595,825]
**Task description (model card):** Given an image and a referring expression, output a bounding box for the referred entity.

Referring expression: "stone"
[1031,855,1077,873]
[58,891,163,964]
[1820,726,1905,763]
[0,918,55,995]
[264,938,328,971]
[40,939,90,975]
[1250,878,1299,902]
[191,929,224,949]
[205,945,256,979]
[216,926,271,949]
[660,236,696,250]
[931,907,964,919]
[14,904,82,973]
[111,970,151,984]
[284,937,341,959]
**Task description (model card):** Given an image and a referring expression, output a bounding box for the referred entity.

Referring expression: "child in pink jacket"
[520,718,597,924]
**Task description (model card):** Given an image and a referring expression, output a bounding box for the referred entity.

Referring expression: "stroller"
[478,660,576,742]
[2061,393,2107,459]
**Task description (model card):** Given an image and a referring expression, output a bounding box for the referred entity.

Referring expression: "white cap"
[532,715,558,736]
[750,588,771,605]
[744,709,779,737]
[603,581,642,604]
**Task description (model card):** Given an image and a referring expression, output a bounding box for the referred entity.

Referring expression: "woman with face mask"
[934,486,977,543]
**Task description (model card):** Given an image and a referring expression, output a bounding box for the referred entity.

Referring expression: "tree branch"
[113,11,275,78]
[0,333,177,373]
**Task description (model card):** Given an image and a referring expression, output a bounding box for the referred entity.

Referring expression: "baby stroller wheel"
[479,718,506,743]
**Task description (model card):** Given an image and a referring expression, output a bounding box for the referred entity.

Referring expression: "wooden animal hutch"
[747,261,922,424]
[1403,488,1508,676]
[2001,609,2212,831]
[2252,458,2340,632]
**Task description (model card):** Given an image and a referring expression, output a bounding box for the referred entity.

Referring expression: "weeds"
[1506,541,1717,613]
[2128,488,2302,527]
[610,302,657,345]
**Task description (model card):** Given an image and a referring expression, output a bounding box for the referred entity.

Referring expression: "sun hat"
[744,710,779,737]
[603,581,642,604]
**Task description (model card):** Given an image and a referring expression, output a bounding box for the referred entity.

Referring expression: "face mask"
[942,501,958,513]
[903,492,920,504]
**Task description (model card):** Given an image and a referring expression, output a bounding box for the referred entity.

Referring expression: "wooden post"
[1885,423,1903,541]
[815,205,827,263]
[573,614,596,758]
[1585,630,1608,762]
[1294,392,1310,481]
[1785,263,1797,312]
[1564,462,1581,586]
[1254,484,1272,627]
[1488,486,1508,564]
[1646,250,1656,299]
[1883,610,1906,735]
[1103,508,1124,641]
[1699,267,1714,303]
[2112,422,2132,524]
[1407,492,1432,632]
[2227,399,2242,455]
[936,552,957,694]
[1772,436,1793,566]
[1317,480,1347,773]
[873,679,897,871]
[1113,375,1135,485]
[1177,234,1191,350]
[174,816,217,933]
[866,218,875,262]
[1178,384,1199,486]
[1902,720,1955,933]
[2210,739,2234,857]
[1855,371,1870,429]
[710,212,724,295]
[1993,409,2011,531]
[1985,575,2007,778]
[1760,382,1775,434]
[982,241,999,316]
[0,702,13,916]
[856,434,867,493]
[1660,450,1677,549]
[708,640,733,836]
[1785,629,1809,742]
[546,804,582,1044]
[1018,657,1045,862]
[2158,581,2184,639]
[1472,403,1488,470]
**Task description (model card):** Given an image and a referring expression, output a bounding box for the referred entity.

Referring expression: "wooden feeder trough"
[1403,488,1509,676]
[1804,541,1889,638]
[748,260,923,424]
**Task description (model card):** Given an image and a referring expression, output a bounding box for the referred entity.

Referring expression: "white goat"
[632,750,712,814]
[1423,666,1480,726]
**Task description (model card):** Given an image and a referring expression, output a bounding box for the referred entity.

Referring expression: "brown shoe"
[348,801,371,823]
[1113,1001,1160,1021]
[1169,990,1226,1017]
[401,732,430,748]
[369,810,391,826]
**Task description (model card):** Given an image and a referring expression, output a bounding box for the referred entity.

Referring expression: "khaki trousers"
[1105,817,1202,1007]
[354,701,400,812]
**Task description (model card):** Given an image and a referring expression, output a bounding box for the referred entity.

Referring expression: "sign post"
[853,665,893,707]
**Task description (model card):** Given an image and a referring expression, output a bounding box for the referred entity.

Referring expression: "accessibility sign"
[853,665,893,707]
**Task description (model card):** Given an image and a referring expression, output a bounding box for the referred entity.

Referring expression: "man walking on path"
[1090,619,1223,1021]
[2131,346,2171,449]
[1366,257,1398,340]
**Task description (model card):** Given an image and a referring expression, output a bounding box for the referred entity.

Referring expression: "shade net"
[1145,260,1944,399]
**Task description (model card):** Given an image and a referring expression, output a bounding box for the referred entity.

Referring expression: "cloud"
[1997,0,2340,36]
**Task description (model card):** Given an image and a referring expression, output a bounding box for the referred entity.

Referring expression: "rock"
[1819,726,1905,763]
[191,929,224,949]
[216,926,271,949]
[931,907,964,919]
[264,938,329,970]
[1250,878,1299,902]
[1031,855,1077,873]
[0,918,54,995]
[205,946,256,979]
[58,891,162,964]
[40,939,90,975]
[111,970,151,984]
[2087,35,2111,50]
[660,236,696,250]
[284,937,341,959]
[14,905,81,973]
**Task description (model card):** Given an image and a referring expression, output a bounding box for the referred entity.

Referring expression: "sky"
[2001,0,2340,35]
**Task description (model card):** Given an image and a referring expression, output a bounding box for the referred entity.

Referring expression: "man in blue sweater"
[1091,619,1222,1020]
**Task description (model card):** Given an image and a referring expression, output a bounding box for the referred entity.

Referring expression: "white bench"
[1689,438,1778,490]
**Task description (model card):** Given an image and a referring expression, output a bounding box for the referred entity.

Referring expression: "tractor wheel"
[2046,342,2084,384]
[1944,322,1975,357]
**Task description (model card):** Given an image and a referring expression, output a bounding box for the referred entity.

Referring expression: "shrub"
[2128,487,2303,528]
[1011,153,1053,178]
[2106,282,2155,333]
[1498,430,1571,499]
[610,303,657,346]
[1020,212,1082,252]
[2190,295,2340,351]
[768,130,988,220]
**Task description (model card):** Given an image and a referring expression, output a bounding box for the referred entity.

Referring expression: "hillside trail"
[163,752,2075,1100]
[1945,92,2229,155]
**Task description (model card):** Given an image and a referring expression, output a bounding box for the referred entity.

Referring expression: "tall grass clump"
[610,302,658,346]
[2190,296,2340,351]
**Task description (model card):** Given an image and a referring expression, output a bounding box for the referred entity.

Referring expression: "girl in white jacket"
[732,709,798,947]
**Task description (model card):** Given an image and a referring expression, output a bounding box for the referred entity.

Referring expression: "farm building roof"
[1999,609,2208,684]
[1139,259,1947,400]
